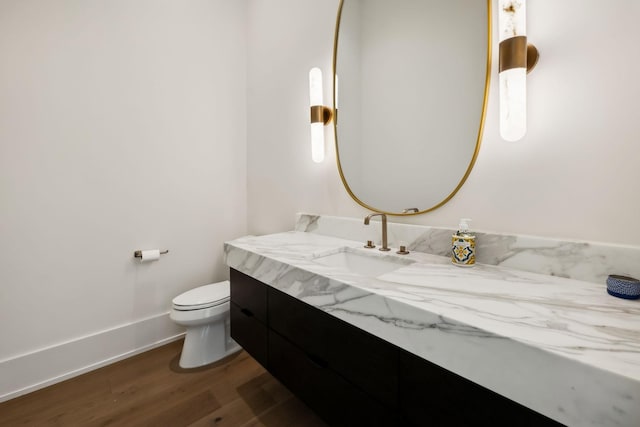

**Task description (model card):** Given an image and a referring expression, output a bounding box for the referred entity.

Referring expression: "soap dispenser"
[452,218,476,267]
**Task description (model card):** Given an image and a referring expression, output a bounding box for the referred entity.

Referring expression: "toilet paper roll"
[139,249,161,263]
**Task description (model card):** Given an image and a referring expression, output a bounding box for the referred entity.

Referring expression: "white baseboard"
[0,312,185,403]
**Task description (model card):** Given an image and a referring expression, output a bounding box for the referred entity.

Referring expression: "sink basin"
[312,250,414,277]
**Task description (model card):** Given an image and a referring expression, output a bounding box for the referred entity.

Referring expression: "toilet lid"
[172,281,230,311]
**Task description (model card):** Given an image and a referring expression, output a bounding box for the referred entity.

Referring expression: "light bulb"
[498,0,528,141]
[309,67,325,163]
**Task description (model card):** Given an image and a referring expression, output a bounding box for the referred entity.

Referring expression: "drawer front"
[268,330,398,427]
[269,286,398,408]
[327,319,398,409]
[230,269,268,324]
[399,351,562,427]
[230,302,268,367]
[268,287,329,360]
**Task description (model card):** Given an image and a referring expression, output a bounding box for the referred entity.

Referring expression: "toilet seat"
[172,281,230,311]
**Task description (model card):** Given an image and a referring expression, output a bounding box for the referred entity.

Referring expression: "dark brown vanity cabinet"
[229,269,563,427]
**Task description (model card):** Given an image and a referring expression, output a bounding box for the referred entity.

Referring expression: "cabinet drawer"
[268,330,398,427]
[399,351,562,427]
[269,286,398,408]
[230,302,268,367]
[327,319,398,409]
[268,287,330,360]
[230,269,267,324]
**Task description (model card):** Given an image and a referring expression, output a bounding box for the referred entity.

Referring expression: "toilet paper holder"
[134,249,169,258]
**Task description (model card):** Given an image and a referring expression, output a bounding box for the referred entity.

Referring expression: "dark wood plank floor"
[0,340,329,427]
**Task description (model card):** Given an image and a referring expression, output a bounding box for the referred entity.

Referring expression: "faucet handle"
[364,240,376,249]
[396,245,410,255]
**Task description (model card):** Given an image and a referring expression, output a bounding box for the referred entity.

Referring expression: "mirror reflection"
[333,0,491,214]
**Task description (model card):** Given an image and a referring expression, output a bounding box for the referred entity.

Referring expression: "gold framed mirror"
[332,0,492,215]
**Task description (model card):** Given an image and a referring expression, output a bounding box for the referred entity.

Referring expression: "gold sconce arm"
[499,36,539,74]
[310,105,333,125]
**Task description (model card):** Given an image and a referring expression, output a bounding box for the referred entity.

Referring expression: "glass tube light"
[309,67,325,163]
[499,0,528,142]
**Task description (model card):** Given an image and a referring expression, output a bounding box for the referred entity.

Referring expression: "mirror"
[333,0,491,215]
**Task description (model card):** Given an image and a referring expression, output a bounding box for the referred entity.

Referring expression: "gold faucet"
[364,213,390,251]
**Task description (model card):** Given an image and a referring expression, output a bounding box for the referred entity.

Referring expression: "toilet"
[170,280,240,368]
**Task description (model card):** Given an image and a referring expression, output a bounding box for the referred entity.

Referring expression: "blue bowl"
[606,275,640,300]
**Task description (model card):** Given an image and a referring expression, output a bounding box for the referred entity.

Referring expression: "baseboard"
[0,312,185,403]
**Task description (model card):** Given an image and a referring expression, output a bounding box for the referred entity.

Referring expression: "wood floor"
[0,340,329,427]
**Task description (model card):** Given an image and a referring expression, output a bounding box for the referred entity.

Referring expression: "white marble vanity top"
[224,230,640,427]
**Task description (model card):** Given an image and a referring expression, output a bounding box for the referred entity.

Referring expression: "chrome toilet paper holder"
[134,249,169,259]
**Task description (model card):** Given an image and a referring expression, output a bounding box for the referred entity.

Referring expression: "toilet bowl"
[170,280,241,368]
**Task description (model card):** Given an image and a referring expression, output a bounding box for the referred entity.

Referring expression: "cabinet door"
[399,351,563,427]
[269,330,398,427]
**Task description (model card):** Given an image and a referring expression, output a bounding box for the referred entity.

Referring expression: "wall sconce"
[498,0,539,141]
[309,67,333,163]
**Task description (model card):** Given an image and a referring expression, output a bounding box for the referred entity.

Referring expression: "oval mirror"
[333,0,491,215]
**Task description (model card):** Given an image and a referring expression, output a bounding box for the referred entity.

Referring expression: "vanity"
[229,268,559,426]
[224,215,640,427]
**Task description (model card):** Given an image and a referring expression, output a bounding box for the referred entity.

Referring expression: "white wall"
[247,0,640,246]
[247,0,348,234]
[0,0,247,399]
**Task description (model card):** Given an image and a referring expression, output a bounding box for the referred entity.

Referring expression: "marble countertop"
[224,231,640,427]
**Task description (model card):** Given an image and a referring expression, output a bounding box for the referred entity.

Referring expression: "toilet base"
[178,318,241,369]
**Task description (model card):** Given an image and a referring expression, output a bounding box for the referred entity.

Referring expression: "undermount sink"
[312,250,414,277]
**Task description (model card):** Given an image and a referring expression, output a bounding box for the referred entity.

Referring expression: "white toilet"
[170,280,241,368]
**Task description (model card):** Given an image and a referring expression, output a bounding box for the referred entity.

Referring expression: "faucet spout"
[364,213,390,251]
